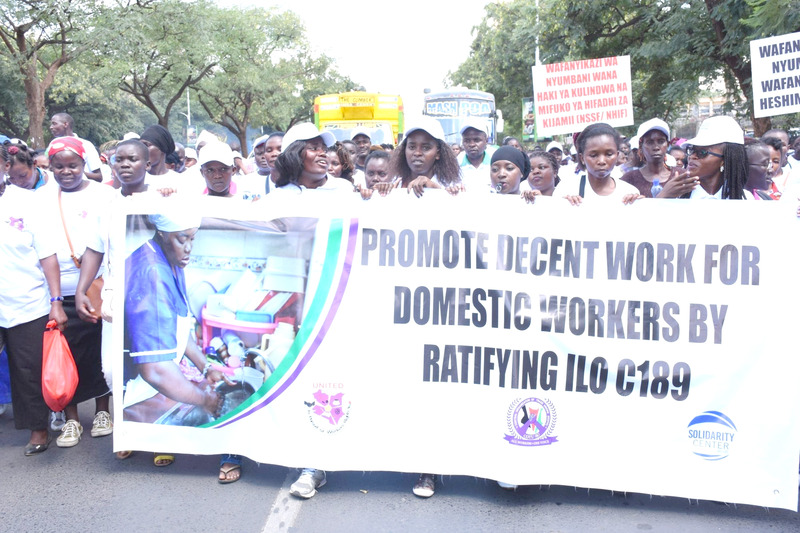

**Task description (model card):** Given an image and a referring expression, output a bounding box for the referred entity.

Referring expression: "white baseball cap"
[252,133,271,149]
[459,117,489,137]
[685,116,744,146]
[404,116,446,143]
[198,141,234,167]
[636,118,670,141]
[546,141,564,153]
[282,123,336,150]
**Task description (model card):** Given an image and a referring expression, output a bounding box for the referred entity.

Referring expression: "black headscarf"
[491,146,531,178]
[140,125,175,156]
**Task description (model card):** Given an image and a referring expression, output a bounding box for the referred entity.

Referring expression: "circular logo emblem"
[504,397,558,447]
[687,411,737,460]
[306,388,351,434]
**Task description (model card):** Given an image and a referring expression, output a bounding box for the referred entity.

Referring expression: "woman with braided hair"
[682,116,747,200]
[5,141,50,190]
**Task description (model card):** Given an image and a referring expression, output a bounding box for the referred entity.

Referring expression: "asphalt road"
[2,401,798,533]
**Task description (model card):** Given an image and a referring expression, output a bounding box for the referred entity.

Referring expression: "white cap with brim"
[198,141,234,167]
[252,133,271,149]
[629,135,640,149]
[282,123,336,150]
[546,141,563,153]
[185,148,197,160]
[196,130,220,148]
[404,116,446,143]
[350,126,371,141]
[636,118,670,141]
[149,213,202,233]
[123,132,140,140]
[459,117,489,137]
[685,115,744,146]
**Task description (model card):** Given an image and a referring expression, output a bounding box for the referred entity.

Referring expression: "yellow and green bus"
[314,92,404,145]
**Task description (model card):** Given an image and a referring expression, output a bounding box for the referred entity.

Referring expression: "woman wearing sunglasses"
[655,116,748,200]
[682,116,748,199]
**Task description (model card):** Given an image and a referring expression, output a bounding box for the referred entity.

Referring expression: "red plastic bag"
[41,320,79,412]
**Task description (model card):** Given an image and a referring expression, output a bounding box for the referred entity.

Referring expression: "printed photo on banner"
[121,213,317,426]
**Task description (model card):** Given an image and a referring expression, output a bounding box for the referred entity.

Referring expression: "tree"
[0,0,102,147]
[195,7,354,149]
[46,59,156,146]
[0,52,28,137]
[97,0,220,128]
[451,0,800,139]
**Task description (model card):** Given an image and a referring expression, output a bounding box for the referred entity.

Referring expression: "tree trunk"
[703,0,772,138]
[751,116,772,137]
[237,131,248,155]
[23,65,46,149]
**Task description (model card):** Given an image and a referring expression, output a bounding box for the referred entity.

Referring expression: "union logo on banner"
[504,397,558,447]
[305,386,351,434]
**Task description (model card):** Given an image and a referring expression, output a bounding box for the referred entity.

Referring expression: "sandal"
[154,453,174,467]
[412,473,435,498]
[116,450,133,460]
[218,454,243,484]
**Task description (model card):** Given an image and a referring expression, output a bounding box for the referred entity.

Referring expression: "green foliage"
[47,60,155,146]
[194,8,354,148]
[92,0,222,128]
[451,0,800,140]
[0,53,27,137]
[0,0,110,146]
[743,0,800,38]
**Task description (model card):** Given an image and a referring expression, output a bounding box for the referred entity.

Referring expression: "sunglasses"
[686,146,723,159]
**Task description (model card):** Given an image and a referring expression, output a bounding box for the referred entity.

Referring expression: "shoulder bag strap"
[58,187,82,269]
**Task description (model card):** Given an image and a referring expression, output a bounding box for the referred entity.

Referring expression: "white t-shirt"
[273,176,355,195]
[352,169,366,190]
[37,180,114,296]
[689,185,723,200]
[0,185,58,326]
[237,172,273,197]
[145,169,181,190]
[553,172,639,201]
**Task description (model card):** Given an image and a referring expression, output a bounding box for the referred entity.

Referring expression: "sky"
[218,0,492,116]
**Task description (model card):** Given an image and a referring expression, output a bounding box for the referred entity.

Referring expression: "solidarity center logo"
[687,410,737,460]
[504,397,558,447]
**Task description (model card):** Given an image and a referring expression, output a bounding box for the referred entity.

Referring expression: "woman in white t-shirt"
[40,137,114,448]
[0,144,67,456]
[553,123,642,204]
[386,116,462,197]
[271,123,353,500]
[272,123,355,195]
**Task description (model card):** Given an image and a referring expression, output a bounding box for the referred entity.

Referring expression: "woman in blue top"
[123,214,225,418]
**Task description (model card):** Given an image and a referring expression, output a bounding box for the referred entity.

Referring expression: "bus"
[423,88,503,144]
[314,92,404,145]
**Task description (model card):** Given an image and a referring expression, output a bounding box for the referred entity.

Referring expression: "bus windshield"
[423,89,497,144]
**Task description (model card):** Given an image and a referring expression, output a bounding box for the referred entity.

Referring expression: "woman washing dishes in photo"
[123,214,227,418]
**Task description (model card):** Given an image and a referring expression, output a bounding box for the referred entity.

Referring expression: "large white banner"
[751,31,800,118]
[112,193,800,511]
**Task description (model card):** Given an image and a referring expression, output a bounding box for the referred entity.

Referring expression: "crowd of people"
[1,109,798,500]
